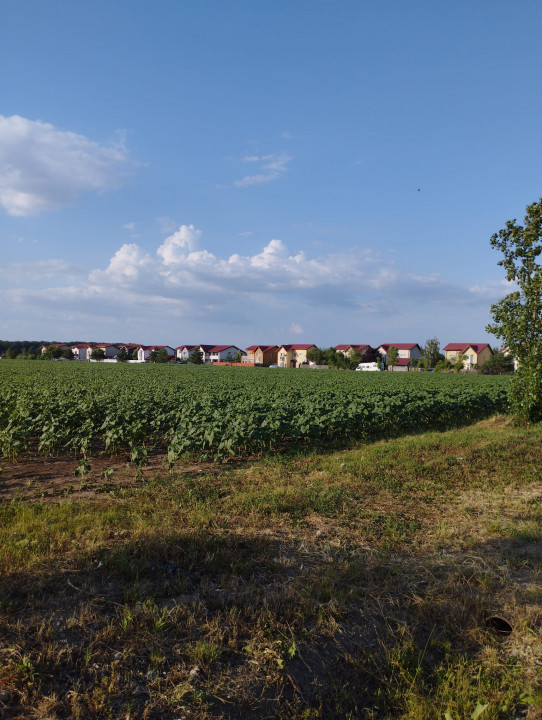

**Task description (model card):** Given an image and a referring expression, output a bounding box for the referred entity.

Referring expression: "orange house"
[244,345,279,365]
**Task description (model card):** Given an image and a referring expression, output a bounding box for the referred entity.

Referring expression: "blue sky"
[1,1,541,348]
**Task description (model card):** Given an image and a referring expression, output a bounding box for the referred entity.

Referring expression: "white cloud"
[89,243,153,286]
[1,223,505,344]
[81,226,486,314]
[156,224,202,265]
[234,153,292,187]
[0,115,134,216]
[122,222,136,230]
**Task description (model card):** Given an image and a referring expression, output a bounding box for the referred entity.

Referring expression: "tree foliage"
[481,352,514,375]
[307,347,326,365]
[116,347,128,362]
[453,353,467,373]
[44,345,64,360]
[149,348,170,363]
[90,347,106,361]
[190,349,204,365]
[386,346,398,370]
[486,198,542,421]
[423,337,443,368]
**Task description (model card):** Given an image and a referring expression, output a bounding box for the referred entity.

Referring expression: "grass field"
[0,413,541,719]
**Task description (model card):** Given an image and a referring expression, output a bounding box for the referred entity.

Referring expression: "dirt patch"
[0,452,219,503]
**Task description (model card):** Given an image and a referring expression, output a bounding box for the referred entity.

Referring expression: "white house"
[377,344,423,372]
[195,345,217,363]
[176,345,198,361]
[377,343,423,361]
[98,344,120,358]
[208,345,244,362]
[136,345,175,362]
[72,344,92,361]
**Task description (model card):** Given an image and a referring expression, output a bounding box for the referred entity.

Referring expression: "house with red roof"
[71,343,92,361]
[377,343,423,371]
[193,345,217,363]
[136,345,175,362]
[334,344,373,360]
[277,344,316,368]
[208,345,245,362]
[91,343,121,360]
[244,345,279,365]
[176,345,198,362]
[443,343,493,370]
[40,343,70,355]
[118,344,139,361]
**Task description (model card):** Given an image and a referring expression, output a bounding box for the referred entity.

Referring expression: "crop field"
[0,362,541,719]
[0,362,511,462]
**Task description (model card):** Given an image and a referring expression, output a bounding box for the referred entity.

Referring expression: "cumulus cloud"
[2,223,505,343]
[0,115,133,216]
[234,153,291,187]
[157,224,202,264]
[82,225,485,315]
[89,243,153,286]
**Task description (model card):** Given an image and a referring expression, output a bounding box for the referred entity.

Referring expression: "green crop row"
[0,362,511,461]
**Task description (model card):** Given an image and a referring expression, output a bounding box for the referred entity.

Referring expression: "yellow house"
[443,343,493,369]
[277,344,316,368]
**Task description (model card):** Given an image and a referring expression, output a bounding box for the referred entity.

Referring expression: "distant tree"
[225,352,234,362]
[116,347,128,362]
[325,348,351,369]
[453,353,467,373]
[362,346,379,363]
[386,346,399,370]
[190,349,204,365]
[149,348,170,363]
[5,347,17,359]
[486,197,542,422]
[233,350,242,363]
[347,350,363,370]
[324,348,339,367]
[44,345,64,359]
[423,337,443,368]
[90,347,106,361]
[307,346,326,365]
[481,352,514,374]
[61,347,74,360]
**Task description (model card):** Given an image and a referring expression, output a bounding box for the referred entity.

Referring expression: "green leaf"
[471,702,489,720]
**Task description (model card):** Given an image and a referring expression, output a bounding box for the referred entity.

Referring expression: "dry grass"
[0,417,540,719]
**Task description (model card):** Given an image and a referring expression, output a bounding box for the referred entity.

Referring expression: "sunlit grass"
[0,417,540,718]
